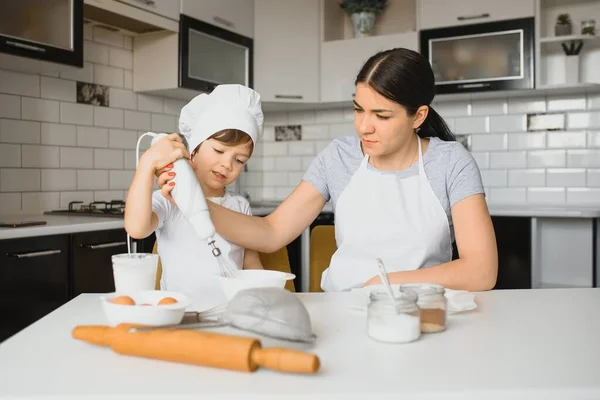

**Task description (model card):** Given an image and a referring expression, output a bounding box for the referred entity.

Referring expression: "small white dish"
[101,290,193,327]
[218,269,295,300]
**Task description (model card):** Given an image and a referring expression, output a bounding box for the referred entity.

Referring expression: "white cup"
[111,253,158,293]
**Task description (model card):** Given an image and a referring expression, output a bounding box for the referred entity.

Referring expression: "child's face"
[191,138,252,193]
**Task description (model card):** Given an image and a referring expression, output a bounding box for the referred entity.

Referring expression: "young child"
[124,84,263,300]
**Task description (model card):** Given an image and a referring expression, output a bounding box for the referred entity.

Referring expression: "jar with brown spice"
[399,283,447,333]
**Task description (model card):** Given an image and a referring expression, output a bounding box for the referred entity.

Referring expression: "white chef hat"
[178,84,264,153]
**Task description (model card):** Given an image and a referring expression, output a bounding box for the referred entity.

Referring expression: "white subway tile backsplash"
[0,94,21,119]
[59,191,94,208]
[588,94,600,110]
[262,126,275,142]
[243,172,263,187]
[0,144,21,167]
[22,145,59,168]
[288,172,304,186]
[0,193,22,214]
[93,27,123,47]
[163,98,186,116]
[59,62,93,83]
[77,170,108,190]
[567,150,600,168]
[77,126,108,148]
[275,156,302,171]
[260,157,276,171]
[138,94,163,113]
[470,134,507,151]
[315,109,344,124]
[60,147,94,169]
[489,188,526,204]
[489,115,526,133]
[110,88,137,110]
[566,188,600,205]
[480,170,507,187]
[547,95,587,112]
[95,149,124,169]
[40,77,76,102]
[94,106,123,128]
[342,107,354,122]
[109,170,134,190]
[588,131,600,148]
[490,151,527,168]
[508,169,545,187]
[22,192,59,213]
[471,99,507,116]
[275,187,295,200]
[21,97,59,122]
[124,150,136,170]
[0,70,40,97]
[263,172,288,186]
[263,142,287,156]
[527,150,566,168]
[261,187,275,199]
[288,110,316,125]
[454,116,488,134]
[547,168,586,187]
[124,110,151,130]
[568,112,600,129]
[94,191,124,202]
[41,123,76,146]
[507,97,546,114]
[151,114,176,132]
[302,124,328,140]
[1,119,40,144]
[527,188,565,205]
[587,169,600,187]
[264,112,287,126]
[94,65,124,88]
[60,103,94,125]
[109,129,138,150]
[123,36,133,50]
[84,25,93,40]
[84,40,109,65]
[508,132,546,150]
[302,156,314,170]
[435,101,470,118]
[1,169,40,192]
[329,123,353,138]
[471,152,489,169]
[109,47,133,70]
[289,142,315,156]
[547,132,586,148]
[123,70,133,90]
[315,140,331,153]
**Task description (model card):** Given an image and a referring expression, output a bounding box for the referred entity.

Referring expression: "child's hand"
[140,133,190,173]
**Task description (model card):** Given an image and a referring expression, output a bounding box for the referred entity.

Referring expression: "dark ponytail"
[355,48,455,142]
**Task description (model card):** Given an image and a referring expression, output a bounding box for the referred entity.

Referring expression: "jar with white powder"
[367,290,421,344]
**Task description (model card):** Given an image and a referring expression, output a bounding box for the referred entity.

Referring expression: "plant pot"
[555,23,572,36]
[564,55,580,84]
[351,12,376,38]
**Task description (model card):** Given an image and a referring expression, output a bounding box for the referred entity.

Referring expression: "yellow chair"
[152,241,295,292]
[309,225,337,292]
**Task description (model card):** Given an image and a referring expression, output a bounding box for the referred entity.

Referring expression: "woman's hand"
[140,133,189,173]
[155,163,176,205]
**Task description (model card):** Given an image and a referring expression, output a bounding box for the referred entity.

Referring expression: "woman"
[157,48,498,292]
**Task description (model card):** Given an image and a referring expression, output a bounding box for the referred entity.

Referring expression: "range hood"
[83,0,178,35]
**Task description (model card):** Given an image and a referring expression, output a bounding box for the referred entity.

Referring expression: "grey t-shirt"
[302,135,485,242]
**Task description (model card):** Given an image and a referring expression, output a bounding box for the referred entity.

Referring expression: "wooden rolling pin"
[72,325,320,374]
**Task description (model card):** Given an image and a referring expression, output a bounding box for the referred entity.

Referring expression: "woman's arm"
[243,249,263,270]
[362,194,498,291]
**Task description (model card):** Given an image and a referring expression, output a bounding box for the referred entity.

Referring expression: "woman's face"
[353,83,427,158]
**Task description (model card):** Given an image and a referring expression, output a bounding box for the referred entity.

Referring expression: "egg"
[158,297,178,305]
[111,295,135,305]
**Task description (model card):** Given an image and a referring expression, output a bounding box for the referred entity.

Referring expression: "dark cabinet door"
[0,234,69,342]
[492,216,531,289]
[70,229,128,297]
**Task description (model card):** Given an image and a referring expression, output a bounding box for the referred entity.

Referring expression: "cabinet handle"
[213,16,234,28]
[275,95,303,100]
[457,13,490,21]
[135,0,156,6]
[6,40,46,53]
[7,249,61,259]
[81,241,127,250]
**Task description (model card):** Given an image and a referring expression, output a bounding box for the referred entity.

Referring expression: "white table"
[1,289,599,399]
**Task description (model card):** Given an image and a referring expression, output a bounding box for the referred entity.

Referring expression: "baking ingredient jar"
[400,283,447,333]
[367,290,421,343]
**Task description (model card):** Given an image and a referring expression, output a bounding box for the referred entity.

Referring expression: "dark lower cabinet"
[491,216,531,289]
[0,235,70,342]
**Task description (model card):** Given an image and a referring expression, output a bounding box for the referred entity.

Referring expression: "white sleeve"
[238,197,253,216]
[151,190,172,229]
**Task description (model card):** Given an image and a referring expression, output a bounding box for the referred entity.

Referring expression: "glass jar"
[367,291,421,344]
[400,283,447,333]
[581,19,596,35]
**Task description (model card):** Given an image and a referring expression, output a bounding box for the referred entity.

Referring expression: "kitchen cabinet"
[181,0,254,38]
[254,0,320,104]
[116,0,179,21]
[0,234,69,342]
[320,32,418,103]
[418,0,535,30]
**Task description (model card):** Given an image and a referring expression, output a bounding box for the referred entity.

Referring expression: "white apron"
[321,138,452,292]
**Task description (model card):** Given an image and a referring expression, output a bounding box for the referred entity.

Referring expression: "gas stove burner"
[44,200,126,218]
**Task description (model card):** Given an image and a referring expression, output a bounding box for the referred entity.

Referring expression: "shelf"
[540,34,599,43]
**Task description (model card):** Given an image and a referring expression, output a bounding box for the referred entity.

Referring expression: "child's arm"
[243,249,264,270]
[124,133,189,239]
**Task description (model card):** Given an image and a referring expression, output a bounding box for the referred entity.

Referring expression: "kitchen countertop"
[0,288,599,399]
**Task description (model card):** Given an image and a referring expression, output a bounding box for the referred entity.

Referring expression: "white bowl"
[100,290,193,327]
[219,269,296,300]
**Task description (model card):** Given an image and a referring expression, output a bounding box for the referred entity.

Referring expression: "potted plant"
[338,0,388,38]
[555,13,573,36]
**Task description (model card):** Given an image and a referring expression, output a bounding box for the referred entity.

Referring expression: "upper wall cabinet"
[181,0,254,38]
[115,0,180,21]
[254,0,320,104]
[418,0,535,30]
